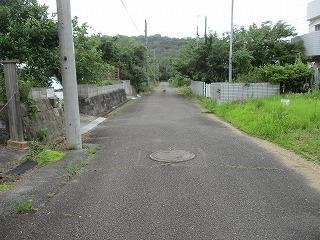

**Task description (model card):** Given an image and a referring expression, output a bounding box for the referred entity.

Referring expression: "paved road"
[1,83,320,239]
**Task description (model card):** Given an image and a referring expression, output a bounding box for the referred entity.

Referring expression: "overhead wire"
[119,0,140,34]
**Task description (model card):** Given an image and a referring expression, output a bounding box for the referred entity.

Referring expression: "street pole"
[153,49,156,83]
[229,0,234,83]
[205,15,207,39]
[56,0,82,150]
[145,19,150,86]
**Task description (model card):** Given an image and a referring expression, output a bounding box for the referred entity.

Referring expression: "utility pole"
[229,0,234,83]
[145,19,150,86]
[196,25,199,47]
[153,49,156,82]
[56,0,82,150]
[204,15,207,39]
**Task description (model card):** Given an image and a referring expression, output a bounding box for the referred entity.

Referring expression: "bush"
[169,74,191,87]
[257,62,313,93]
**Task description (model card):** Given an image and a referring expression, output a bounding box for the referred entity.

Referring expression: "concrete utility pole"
[153,49,156,82]
[56,0,82,149]
[229,0,234,83]
[205,15,207,38]
[0,60,26,148]
[145,19,150,85]
[196,25,200,47]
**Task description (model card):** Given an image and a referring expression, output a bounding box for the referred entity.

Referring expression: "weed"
[63,213,72,218]
[47,192,56,199]
[160,162,173,167]
[64,160,88,179]
[177,86,192,96]
[15,198,36,214]
[0,183,10,191]
[86,145,101,157]
[64,163,79,178]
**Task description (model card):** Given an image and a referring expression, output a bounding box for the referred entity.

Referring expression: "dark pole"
[1,60,26,147]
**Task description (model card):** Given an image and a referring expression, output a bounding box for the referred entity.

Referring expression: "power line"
[119,0,140,34]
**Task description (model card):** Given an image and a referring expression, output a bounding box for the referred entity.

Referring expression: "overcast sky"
[39,0,311,38]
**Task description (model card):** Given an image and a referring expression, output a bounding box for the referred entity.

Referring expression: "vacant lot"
[195,91,320,163]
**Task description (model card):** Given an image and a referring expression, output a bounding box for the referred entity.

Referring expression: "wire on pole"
[119,0,140,34]
[0,91,16,114]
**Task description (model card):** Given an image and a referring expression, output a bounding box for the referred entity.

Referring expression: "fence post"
[0,60,27,148]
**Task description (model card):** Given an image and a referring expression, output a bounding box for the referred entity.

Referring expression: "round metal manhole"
[150,150,195,163]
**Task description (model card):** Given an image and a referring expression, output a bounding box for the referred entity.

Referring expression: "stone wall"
[22,99,65,143]
[0,99,65,144]
[79,89,127,116]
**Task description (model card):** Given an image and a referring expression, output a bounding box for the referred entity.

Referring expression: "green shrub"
[25,141,45,161]
[257,62,313,93]
[169,74,191,87]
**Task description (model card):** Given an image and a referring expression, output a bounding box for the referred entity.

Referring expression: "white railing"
[190,81,280,103]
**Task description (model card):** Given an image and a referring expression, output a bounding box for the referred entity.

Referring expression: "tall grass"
[196,91,320,163]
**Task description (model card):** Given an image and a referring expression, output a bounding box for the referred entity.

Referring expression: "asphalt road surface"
[1,82,320,239]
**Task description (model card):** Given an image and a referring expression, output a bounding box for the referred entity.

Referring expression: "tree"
[72,18,114,84]
[98,36,147,90]
[0,0,59,87]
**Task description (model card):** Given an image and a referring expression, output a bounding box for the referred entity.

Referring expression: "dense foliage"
[170,21,311,92]
[98,36,147,90]
[0,0,151,102]
[0,0,59,88]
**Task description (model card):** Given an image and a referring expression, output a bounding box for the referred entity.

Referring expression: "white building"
[294,0,320,84]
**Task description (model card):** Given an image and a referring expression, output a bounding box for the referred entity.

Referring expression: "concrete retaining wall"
[79,89,127,116]
[78,81,134,98]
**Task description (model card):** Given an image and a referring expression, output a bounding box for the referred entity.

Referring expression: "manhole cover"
[150,150,195,163]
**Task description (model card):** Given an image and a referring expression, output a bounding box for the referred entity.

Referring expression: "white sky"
[39,0,311,38]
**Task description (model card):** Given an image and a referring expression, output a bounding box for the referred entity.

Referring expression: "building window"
[315,24,320,31]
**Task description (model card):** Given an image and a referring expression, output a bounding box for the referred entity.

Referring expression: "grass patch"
[0,183,10,191]
[24,141,65,165]
[36,149,65,165]
[15,198,36,214]
[194,91,320,163]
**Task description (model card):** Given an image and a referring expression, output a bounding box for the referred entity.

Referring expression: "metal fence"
[190,81,280,103]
